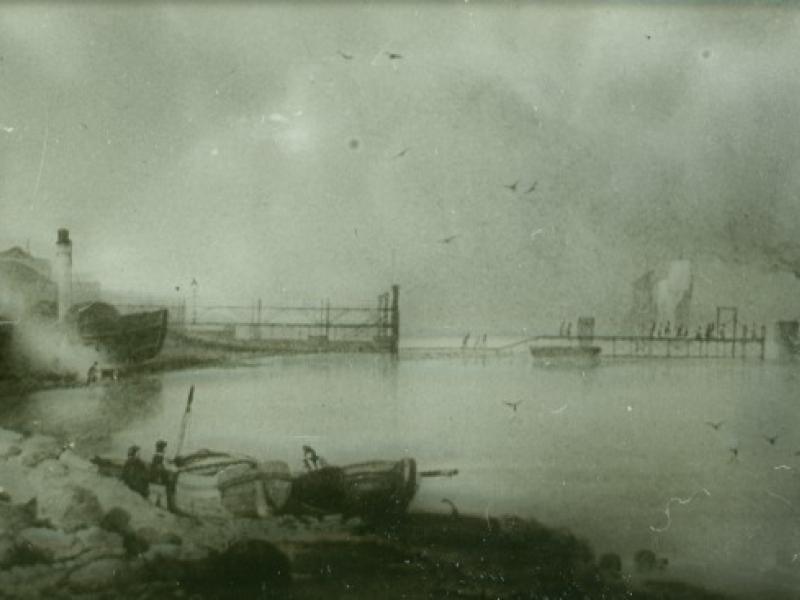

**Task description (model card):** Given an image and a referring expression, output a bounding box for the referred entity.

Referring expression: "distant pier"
[497,333,766,360]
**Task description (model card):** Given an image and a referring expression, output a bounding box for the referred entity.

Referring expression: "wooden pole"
[325,299,331,340]
[175,385,195,459]
[390,285,400,356]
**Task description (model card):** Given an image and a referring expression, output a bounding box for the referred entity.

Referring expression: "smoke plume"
[654,260,692,326]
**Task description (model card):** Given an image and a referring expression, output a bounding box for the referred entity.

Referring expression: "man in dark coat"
[121,445,149,499]
[150,440,176,510]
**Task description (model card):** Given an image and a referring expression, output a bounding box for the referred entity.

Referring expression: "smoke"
[2,266,102,376]
[10,318,104,377]
[654,260,692,326]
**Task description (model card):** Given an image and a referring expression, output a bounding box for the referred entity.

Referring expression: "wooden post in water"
[390,285,400,356]
[255,298,262,341]
[325,299,331,340]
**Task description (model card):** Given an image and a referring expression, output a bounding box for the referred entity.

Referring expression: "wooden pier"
[116,285,401,356]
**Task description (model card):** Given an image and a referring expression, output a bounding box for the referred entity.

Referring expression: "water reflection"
[0,377,163,455]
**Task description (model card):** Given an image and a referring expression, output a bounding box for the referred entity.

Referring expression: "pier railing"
[112,285,401,355]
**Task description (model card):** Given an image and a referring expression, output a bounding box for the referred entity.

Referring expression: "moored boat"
[529,345,601,358]
[67,302,168,363]
[529,344,601,367]
[284,457,417,519]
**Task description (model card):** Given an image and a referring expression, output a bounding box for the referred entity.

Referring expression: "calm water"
[3,349,800,596]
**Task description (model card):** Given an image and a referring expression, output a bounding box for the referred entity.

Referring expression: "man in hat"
[150,440,168,483]
[121,445,149,499]
[150,440,176,510]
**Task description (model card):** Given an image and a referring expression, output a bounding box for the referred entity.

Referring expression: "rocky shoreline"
[0,423,744,600]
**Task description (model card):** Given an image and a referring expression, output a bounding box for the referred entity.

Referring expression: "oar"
[419,468,459,478]
[174,384,195,460]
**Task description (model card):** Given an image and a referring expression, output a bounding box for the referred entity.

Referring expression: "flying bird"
[441,498,459,518]
[337,50,353,60]
[1,125,14,133]
[503,181,519,192]
[393,147,410,158]
[438,235,458,244]
[729,447,739,462]
[504,401,522,412]
[385,52,403,60]
[764,435,779,446]
[705,421,724,431]
[525,181,538,194]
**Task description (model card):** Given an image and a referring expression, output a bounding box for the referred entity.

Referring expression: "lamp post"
[191,278,198,325]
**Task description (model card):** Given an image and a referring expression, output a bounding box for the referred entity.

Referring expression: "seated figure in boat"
[302,445,328,471]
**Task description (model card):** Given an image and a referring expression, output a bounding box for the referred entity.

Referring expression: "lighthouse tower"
[55,229,73,322]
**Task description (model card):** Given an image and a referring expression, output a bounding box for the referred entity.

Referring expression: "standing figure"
[462,333,471,349]
[150,440,169,484]
[86,362,99,386]
[122,445,150,499]
[566,322,572,338]
[150,440,175,510]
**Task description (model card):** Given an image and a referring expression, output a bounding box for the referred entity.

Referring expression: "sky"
[1,2,800,334]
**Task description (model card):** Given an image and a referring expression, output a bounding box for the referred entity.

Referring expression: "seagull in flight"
[503,181,519,192]
[393,147,410,158]
[337,50,354,60]
[504,401,522,412]
[441,498,459,517]
[705,420,724,431]
[764,434,779,446]
[525,181,538,194]
[438,235,458,244]
[385,51,403,60]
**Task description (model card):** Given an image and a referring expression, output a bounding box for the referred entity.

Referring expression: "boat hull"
[529,345,601,367]
[284,458,417,519]
[68,302,168,363]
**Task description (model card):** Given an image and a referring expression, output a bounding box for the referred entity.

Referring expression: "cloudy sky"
[1,2,799,333]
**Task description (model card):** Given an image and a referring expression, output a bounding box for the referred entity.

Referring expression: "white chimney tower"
[56,228,73,321]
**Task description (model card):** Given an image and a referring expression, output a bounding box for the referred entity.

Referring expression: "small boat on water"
[529,344,601,367]
[529,345,601,358]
